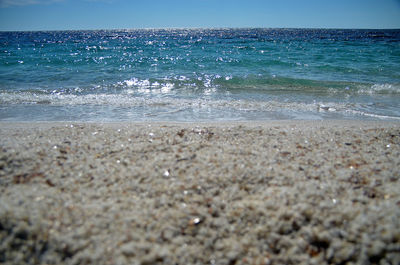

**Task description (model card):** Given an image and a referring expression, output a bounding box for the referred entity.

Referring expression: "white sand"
[1,120,399,265]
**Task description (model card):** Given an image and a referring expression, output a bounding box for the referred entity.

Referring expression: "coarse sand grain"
[1,121,399,265]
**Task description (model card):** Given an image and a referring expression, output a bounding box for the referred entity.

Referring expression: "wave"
[1,75,400,101]
[116,75,400,95]
[66,75,400,95]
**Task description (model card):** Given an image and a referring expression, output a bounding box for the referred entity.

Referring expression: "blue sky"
[0,0,399,31]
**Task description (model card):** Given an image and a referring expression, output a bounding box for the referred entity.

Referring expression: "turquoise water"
[1,28,400,121]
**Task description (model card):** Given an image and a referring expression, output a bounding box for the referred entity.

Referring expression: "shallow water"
[1,28,399,121]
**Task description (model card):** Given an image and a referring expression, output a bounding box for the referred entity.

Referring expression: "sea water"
[1,28,399,121]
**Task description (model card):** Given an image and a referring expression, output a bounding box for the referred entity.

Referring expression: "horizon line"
[1,26,400,32]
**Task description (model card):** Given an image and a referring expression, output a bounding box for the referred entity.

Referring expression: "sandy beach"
[1,120,399,265]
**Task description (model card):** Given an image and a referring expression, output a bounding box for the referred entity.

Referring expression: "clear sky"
[0,0,399,31]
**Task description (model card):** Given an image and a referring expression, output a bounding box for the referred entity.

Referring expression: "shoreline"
[1,120,399,264]
[1,118,400,127]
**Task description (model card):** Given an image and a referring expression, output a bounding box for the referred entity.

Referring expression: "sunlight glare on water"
[0,29,399,121]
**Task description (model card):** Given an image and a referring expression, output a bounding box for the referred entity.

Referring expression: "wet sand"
[1,120,399,265]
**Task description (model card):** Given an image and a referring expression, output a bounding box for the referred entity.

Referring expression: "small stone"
[368,240,385,258]
[120,242,136,257]
[188,217,202,226]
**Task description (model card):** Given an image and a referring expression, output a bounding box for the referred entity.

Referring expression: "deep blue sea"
[1,28,399,121]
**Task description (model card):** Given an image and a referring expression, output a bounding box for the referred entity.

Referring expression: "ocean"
[1,28,399,122]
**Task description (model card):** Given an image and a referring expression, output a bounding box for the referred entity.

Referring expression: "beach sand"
[1,120,399,265]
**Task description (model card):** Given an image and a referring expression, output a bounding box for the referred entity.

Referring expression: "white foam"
[345,109,400,120]
[358,83,400,94]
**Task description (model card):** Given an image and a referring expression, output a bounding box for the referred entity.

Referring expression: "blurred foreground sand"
[1,121,399,265]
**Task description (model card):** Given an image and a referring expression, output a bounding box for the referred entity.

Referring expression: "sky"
[0,0,399,31]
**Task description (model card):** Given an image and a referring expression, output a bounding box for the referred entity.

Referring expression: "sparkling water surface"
[1,28,399,121]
